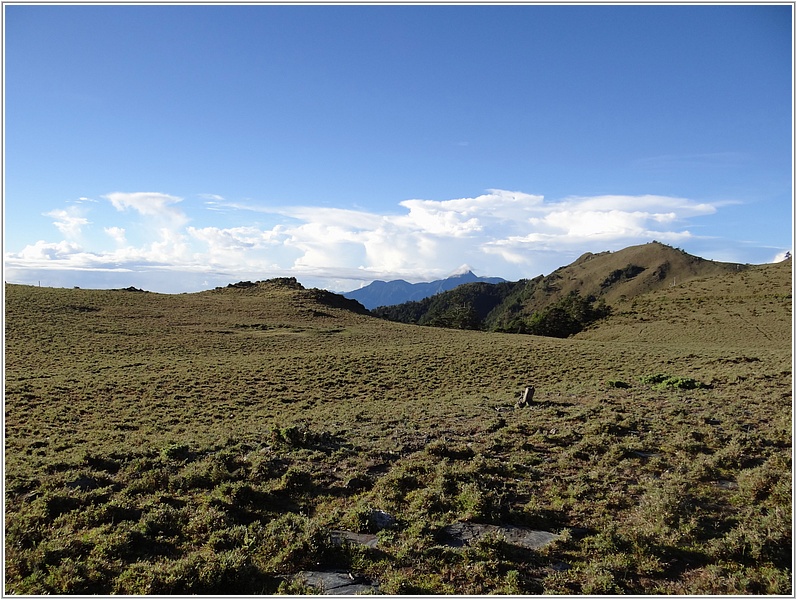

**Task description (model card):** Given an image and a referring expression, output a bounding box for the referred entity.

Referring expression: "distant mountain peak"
[449,264,475,277]
[343,270,506,310]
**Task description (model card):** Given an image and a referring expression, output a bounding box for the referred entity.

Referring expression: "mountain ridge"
[342,270,506,310]
[373,241,767,336]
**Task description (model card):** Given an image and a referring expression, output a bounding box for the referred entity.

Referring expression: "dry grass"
[577,259,792,348]
[4,264,791,594]
[514,241,750,311]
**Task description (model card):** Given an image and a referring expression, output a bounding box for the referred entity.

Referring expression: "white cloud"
[189,226,266,251]
[531,209,650,238]
[394,199,483,236]
[17,240,83,262]
[558,194,717,217]
[44,207,90,239]
[104,226,127,244]
[187,226,292,269]
[105,192,188,227]
[8,188,734,292]
[279,206,385,231]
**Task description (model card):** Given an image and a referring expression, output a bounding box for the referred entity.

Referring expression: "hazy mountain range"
[342,269,506,309]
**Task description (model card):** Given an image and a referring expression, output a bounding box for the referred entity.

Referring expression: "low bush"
[640,373,709,390]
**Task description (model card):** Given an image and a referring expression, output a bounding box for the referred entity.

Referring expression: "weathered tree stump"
[516,386,535,408]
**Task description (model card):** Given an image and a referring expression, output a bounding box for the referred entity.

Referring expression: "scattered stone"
[296,570,379,595]
[369,509,396,531]
[713,480,739,490]
[632,451,661,459]
[65,476,102,491]
[551,561,571,572]
[330,530,379,548]
[516,386,535,408]
[607,380,631,389]
[439,522,561,550]
[227,280,257,289]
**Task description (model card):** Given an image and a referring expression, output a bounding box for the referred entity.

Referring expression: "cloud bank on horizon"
[5,188,779,293]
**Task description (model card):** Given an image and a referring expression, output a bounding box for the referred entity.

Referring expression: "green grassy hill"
[576,257,792,348]
[3,263,792,594]
[530,240,749,307]
[375,242,755,335]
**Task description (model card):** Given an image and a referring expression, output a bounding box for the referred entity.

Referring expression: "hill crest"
[518,241,748,308]
[374,241,764,337]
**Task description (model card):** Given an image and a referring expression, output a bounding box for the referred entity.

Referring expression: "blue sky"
[4,4,793,293]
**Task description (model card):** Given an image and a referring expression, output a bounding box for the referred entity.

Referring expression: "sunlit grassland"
[4,274,791,594]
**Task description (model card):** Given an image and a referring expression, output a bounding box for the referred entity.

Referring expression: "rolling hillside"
[524,240,749,306]
[575,256,792,348]
[3,257,792,595]
[375,242,757,334]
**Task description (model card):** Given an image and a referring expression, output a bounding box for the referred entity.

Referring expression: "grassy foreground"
[4,268,792,594]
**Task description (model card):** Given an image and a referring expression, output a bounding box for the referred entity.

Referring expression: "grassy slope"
[576,257,792,348]
[541,241,748,306]
[4,266,792,594]
[376,241,750,331]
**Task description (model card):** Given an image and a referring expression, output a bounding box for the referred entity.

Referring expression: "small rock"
[713,480,739,490]
[296,570,379,595]
[439,522,561,550]
[632,451,661,459]
[330,530,379,548]
[500,526,561,550]
[370,509,396,531]
[65,476,101,491]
